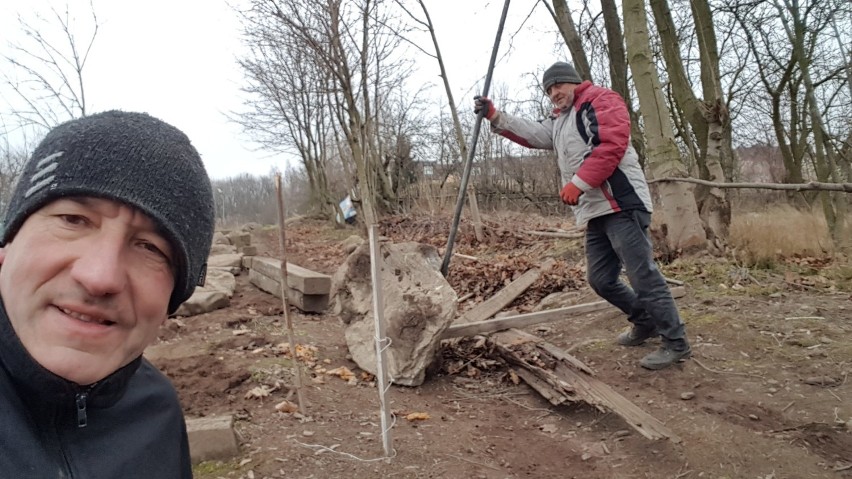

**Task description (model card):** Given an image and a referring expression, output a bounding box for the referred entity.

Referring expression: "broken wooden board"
[456,258,556,325]
[251,256,331,295]
[491,328,681,443]
[442,286,686,339]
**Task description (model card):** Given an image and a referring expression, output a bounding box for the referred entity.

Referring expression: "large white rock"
[331,242,457,386]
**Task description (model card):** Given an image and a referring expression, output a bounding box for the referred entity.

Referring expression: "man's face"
[0,197,174,385]
[547,82,577,110]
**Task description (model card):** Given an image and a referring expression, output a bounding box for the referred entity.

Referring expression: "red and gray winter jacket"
[490,81,653,227]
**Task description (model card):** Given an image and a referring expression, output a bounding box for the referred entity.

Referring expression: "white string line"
[374,335,396,394]
[293,439,398,462]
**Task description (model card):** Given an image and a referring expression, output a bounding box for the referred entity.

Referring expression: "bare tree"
[0,135,29,217]
[546,0,592,81]
[238,0,407,227]
[649,0,732,247]
[235,3,341,220]
[623,0,708,253]
[599,0,647,166]
[725,0,850,242]
[1,1,98,129]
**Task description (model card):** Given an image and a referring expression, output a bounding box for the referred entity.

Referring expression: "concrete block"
[186,415,239,464]
[239,245,258,256]
[249,269,329,313]
[252,256,331,295]
[226,231,251,248]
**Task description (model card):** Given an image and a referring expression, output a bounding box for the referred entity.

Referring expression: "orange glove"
[560,182,583,205]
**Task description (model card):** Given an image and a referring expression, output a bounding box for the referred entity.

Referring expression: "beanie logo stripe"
[24,151,64,199]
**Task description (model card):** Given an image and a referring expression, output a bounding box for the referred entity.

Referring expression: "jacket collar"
[0,296,141,409]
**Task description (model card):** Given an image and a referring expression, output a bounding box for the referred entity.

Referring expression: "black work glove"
[473,95,497,120]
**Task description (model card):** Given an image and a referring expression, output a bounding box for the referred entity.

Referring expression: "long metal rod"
[368,224,393,458]
[441,0,511,277]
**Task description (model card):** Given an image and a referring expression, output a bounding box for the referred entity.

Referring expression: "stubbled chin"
[40,351,115,385]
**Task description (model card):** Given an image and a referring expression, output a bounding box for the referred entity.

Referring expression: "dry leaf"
[275,400,299,413]
[508,370,520,385]
[245,386,271,400]
[405,412,430,421]
[326,366,355,381]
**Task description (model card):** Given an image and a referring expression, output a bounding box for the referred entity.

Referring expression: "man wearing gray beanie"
[474,62,691,370]
[0,110,214,477]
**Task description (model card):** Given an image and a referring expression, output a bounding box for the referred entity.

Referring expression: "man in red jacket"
[475,62,690,370]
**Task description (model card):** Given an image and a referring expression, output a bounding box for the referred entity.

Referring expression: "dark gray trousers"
[585,210,687,348]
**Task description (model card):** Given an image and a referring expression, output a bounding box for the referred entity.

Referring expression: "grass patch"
[549,238,585,262]
[729,206,834,265]
[682,312,722,327]
[822,262,852,291]
[249,357,296,383]
[193,460,240,478]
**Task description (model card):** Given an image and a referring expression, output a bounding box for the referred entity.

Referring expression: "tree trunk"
[550,0,592,81]
[600,0,647,168]
[623,0,707,254]
[773,0,846,243]
[650,0,730,250]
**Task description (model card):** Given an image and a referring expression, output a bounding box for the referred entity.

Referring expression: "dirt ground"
[145,213,852,479]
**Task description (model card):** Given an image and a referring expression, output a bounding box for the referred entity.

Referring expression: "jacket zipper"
[75,391,88,428]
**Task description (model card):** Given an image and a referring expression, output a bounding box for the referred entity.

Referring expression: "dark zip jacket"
[0,299,192,478]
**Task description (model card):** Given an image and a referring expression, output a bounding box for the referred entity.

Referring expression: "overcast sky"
[0,0,562,180]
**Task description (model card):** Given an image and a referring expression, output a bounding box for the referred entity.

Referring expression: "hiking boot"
[616,324,658,347]
[640,344,692,370]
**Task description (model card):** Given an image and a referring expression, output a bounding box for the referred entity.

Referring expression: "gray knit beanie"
[542,61,582,92]
[1,110,215,314]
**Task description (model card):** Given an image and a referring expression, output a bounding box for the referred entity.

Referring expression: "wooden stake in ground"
[368,225,394,459]
[274,173,306,415]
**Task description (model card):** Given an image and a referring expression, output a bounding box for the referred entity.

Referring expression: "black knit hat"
[1,111,215,314]
[542,61,582,92]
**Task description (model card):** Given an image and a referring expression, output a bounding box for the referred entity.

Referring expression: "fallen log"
[491,328,682,442]
[443,287,685,339]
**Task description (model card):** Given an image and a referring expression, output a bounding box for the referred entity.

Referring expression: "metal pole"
[441,0,512,277]
[368,225,393,458]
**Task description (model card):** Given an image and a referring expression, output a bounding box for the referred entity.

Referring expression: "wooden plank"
[252,256,331,295]
[492,329,681,442]
[524,230,584,239]
[510,367,568,406]
[442,286,686,339]
[248,269,328,313]
[456,258,556,325]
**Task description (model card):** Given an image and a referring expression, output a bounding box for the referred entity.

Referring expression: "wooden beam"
[455,258,556,326]
[524,230,584,239]
[442,286,685,339]
[492,329,681,442]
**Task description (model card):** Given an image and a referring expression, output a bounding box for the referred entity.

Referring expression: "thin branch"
[649,176,852,192]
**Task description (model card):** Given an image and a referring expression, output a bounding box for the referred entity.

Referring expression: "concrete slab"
[249,269,329,313]
[186,415,239,464]
[252,256,331,295]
